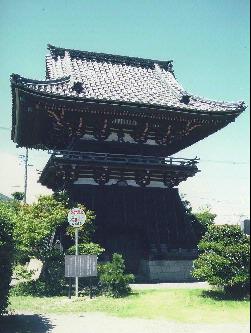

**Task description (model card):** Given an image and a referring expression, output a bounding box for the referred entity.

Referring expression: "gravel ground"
[1,312,249,333]
[130,282,210,289]
[49,313,250,333]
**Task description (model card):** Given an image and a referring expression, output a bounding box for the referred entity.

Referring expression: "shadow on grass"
[0,314,54,333]
[201,289,250,302]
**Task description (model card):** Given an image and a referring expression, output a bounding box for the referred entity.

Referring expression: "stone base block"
[138,259,196,282]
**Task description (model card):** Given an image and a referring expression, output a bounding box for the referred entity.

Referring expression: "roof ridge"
[47,44,174,72]
[153,64,183,99]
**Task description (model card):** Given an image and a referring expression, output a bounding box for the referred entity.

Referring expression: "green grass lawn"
[9,288,250,324]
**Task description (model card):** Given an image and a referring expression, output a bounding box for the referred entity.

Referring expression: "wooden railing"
[48,150,199,168]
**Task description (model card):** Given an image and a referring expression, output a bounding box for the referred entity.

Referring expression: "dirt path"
[130,282,210,289]
[1,312,249,333]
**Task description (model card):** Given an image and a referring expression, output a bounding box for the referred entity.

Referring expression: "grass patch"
[9,288,250,324]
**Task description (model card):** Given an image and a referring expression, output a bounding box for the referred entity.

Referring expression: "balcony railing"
[48,150,199,168]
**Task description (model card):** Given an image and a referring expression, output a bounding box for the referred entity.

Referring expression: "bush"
[66,242,105,257]
[38,249,66,296]
[193,225,250,296]
[99,253,134,298]
[11,250,66,296]
[0,215,14,315]
[11,280,44,297]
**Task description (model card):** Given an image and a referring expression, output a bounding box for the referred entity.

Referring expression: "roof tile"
[11,46,245,114]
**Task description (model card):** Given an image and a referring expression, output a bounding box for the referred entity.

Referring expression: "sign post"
[75,228,79,297]
[67,207,86,297]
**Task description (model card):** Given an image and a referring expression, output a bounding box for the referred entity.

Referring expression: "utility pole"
[19,148,31,204]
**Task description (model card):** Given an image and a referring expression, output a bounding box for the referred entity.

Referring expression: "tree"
[10,193,96,296]
[12,193,94,261]
[11,192,24,201]
[0,202,15,314]
[192,207,216,241]
[192,225,250,296]
[67,242,105,257]
[194,207,216,230]
[181,196,216,242]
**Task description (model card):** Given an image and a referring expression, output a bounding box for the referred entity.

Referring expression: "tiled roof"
[11,45,245,114]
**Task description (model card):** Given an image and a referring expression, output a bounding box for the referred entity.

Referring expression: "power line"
[182,194,249,205]
[200,159,249,165]
[1,126,249,166]
[0,126,11,131]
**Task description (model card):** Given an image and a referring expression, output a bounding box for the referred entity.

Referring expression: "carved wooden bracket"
[155,124,173,145]
[54,164,79,189]
[47,110,86,146]
[131,121,149,144]
[93,118,111,141]
[93,168,110,185]
[135,170,151,187]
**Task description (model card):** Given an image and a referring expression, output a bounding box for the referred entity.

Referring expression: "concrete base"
[138,259,196,282]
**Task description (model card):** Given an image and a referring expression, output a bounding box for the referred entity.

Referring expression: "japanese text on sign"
[68,208,86,227]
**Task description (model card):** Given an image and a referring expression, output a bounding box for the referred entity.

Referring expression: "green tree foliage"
[67,242,105,257]
[194,207,216,230]
[12,195,69,261]
[193,225,250,296]
[11,192,24,201]
[7,193,95,296]
[99,253,134,297]
[192,207,217,241]
[182,196,216,242]
[12,194,94,261]
[12,249,66,297]
[0,203,15,314]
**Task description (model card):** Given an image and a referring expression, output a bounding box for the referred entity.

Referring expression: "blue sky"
[0,0,250,223]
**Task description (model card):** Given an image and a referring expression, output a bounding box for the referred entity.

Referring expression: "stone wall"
[138,260,196,282]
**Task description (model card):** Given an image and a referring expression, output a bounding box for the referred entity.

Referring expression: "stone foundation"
[138,260,196,282]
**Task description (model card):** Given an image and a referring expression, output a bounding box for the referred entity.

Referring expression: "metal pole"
[68,278,72,299]
[75,228,79,297]
[23,148,28,204]
[89,277,93,299]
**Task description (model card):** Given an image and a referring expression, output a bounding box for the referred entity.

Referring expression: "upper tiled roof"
[11,45,245,114]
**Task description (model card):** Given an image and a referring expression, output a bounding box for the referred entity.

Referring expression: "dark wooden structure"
[11,45,245,273]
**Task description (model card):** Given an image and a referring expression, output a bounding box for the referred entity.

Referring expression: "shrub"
[11,280,44,297]
[11,249,66,297]
[0,214,14,315]
[182,199,216,244]
[193,225,250,296]
[12,264,34,282]
[38,249,66,296]
[99,253,134,297]
[66,242,105,257]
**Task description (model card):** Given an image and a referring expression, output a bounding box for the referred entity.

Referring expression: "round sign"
[68,208,86,228]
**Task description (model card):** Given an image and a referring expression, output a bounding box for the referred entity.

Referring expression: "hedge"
[0,216,14,315]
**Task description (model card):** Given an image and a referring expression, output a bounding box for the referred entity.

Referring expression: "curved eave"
[11,81,245,118]
[11,76,246,152]
[39,154,199,190]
